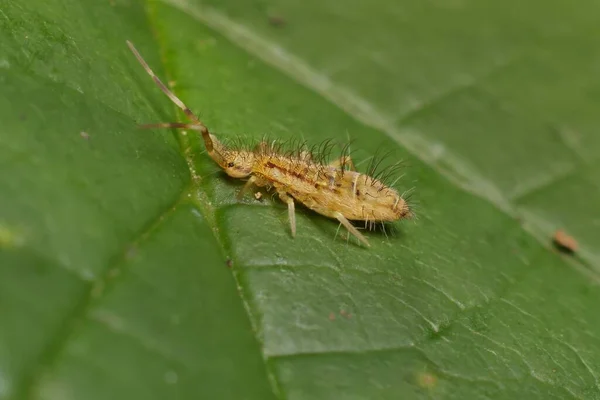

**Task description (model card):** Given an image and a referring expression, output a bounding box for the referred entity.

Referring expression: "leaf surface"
[1,0,599,399]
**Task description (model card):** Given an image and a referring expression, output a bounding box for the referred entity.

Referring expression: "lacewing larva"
[126,40,412,247]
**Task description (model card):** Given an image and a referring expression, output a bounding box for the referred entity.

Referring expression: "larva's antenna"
[126,40,214,152]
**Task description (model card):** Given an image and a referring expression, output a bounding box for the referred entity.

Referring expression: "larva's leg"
[329,155,355,171]
[237,176,258,200]
[278,191,296,237]
[334,212,370,247]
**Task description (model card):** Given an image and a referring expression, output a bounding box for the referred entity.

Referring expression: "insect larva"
[126,41,412,247]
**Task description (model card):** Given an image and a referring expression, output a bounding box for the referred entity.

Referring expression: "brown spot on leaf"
[416,371,437,389]
[553,229,578,253]
[268,15,286,27]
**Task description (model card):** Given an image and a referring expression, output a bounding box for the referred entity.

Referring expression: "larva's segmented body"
[127,41,412,247]
[253,152,408,222]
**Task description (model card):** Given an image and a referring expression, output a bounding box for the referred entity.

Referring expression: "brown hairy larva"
[126,41,413,247]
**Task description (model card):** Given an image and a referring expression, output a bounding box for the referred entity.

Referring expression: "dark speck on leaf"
[268,15,286,27]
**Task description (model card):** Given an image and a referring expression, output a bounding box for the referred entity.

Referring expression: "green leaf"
[1,0,599,399]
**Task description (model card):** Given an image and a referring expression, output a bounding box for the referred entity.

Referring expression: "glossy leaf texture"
[1,0,599,399]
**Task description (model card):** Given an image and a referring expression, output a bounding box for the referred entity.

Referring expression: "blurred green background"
[1,0,599,399]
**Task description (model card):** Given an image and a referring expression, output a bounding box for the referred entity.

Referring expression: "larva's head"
[208,134,254,178]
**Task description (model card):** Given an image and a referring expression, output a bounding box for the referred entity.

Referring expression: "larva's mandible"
[126,41,412,247]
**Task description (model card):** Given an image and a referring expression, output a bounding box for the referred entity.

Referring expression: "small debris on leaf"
[80,131,90,140]
[226,257,233,268]
[254,191,263,200]
[416,371,437,388]
[268,15,286,27]
[553,229,578,253]
[328,312,336,321]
